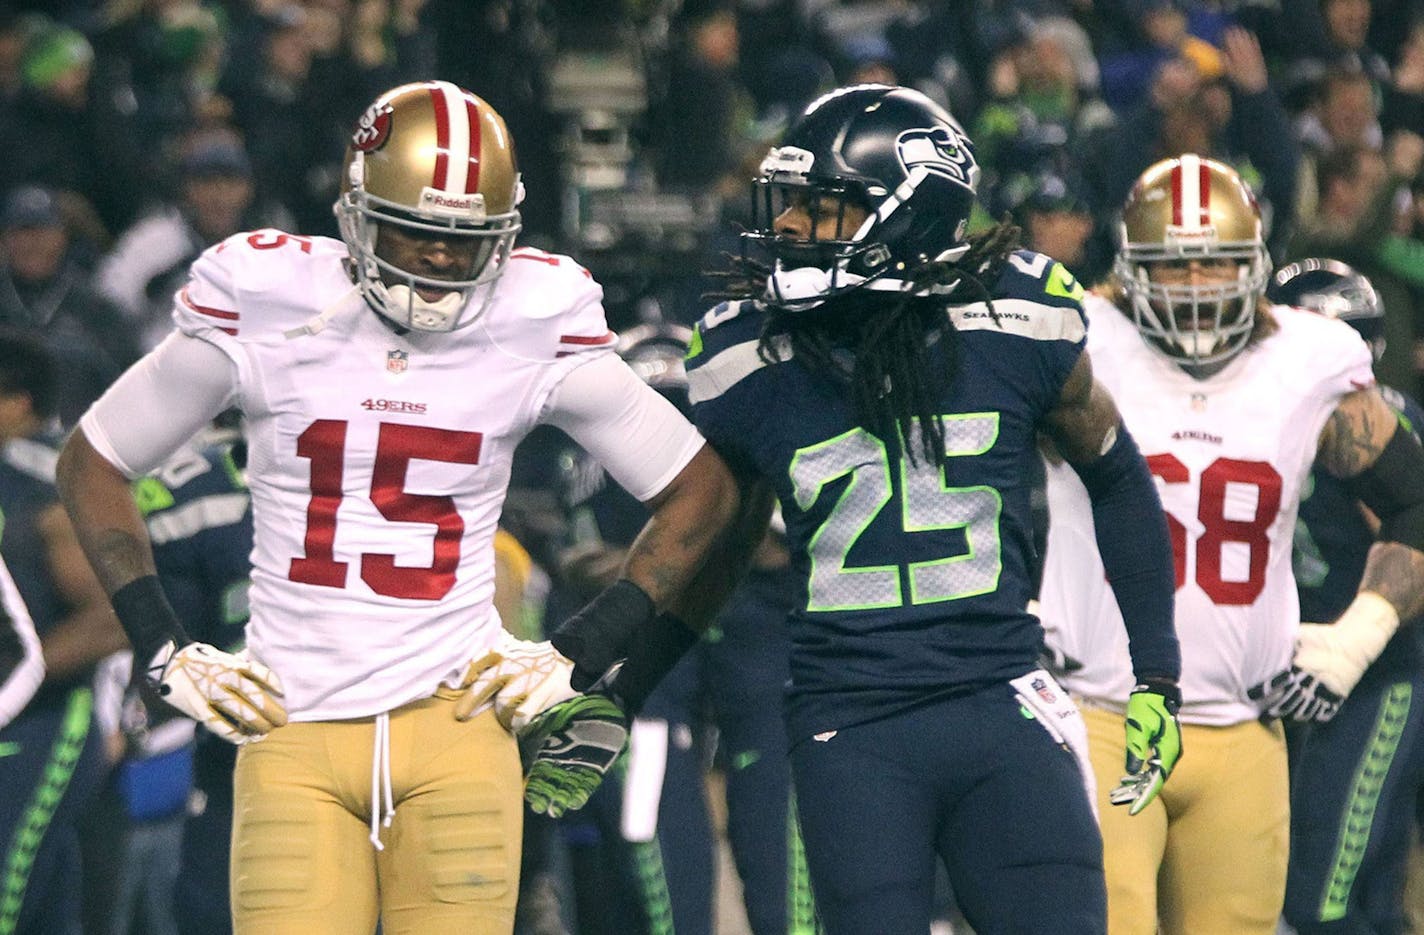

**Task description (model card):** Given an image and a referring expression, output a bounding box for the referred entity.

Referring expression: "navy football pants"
[1285,636,1424,935]
[0,689,103,935]
[791,680,1105,935]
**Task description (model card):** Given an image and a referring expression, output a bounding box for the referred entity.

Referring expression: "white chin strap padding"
[386,285,465,331]
[768,266,833,305]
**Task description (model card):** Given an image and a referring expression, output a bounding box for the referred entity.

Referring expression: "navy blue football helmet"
[1268,258,1384,361]
[745,84,981,310]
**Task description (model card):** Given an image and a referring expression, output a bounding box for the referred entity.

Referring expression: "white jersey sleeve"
[77,331,238,478]
[542,354,705,502]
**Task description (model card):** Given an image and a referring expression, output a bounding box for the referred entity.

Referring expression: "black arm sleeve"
[1347,422,1424,552]
[550,578,656,690]
[609,613,701,717]
[1070,425,1181,682]
[110,575,192,671]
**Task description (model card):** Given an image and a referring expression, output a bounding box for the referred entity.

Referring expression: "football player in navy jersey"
[601,84,1184,935]
[1270,260,1424,935]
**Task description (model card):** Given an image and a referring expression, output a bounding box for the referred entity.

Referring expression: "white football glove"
[149,640,288,745]
[1292,592,1400,705]
[454,632,578,732]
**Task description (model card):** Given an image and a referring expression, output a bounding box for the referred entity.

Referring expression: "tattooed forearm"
[1318,388,1397,478]
[624,512,726,605]
[55,431,158,596]
[1360,541,1424,622]
[89,530,159,593]
[622,446,740,607]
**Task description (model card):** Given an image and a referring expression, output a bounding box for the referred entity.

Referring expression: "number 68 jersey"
[117,231,691,721]
[1038,293,1375,725]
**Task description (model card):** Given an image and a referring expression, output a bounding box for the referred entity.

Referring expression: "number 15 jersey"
[1038,295,1374,725]
[82,231,703,721]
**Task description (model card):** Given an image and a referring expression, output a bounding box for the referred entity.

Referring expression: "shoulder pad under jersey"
[989,250,1087,309]
[483,247,614,361]
[173,231,355,342]
[685,301,770,406]
[1268,304,1375,401]
[950,251,1087,346]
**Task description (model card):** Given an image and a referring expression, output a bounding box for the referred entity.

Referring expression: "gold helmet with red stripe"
[335,81,523,332]
[1113,153,1269,370]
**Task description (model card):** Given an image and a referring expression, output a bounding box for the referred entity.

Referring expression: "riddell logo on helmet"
[352,104,392,152]
[419,189,486,219]
[1165,224,1219,244]
[429,193,475,209]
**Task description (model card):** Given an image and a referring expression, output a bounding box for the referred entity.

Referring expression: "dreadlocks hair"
[747,218,1022,468]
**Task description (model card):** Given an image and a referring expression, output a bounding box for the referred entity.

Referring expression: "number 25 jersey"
[687,251,1088,742]
[1038,294,1374,725]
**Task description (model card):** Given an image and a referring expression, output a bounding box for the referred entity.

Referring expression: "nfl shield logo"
[1031,677,1057,704]
[387,350,408,374]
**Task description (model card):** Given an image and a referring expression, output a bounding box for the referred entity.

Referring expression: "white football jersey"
[171,232,630,720]
[1039,293,1374,725]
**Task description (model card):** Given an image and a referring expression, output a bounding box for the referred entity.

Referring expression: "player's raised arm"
[1273,385,1424,720]
[1042,349,1183,814]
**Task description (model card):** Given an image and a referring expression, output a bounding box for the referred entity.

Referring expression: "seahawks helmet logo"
[896,127,977,190]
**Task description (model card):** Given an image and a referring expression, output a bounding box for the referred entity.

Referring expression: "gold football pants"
[1083,704,1289,935]
[231,690,522,934]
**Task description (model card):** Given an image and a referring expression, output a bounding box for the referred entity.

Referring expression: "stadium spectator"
[972,22,1115,220]
[96,130,294,350]
[1290,132,1424,397]
[0,20,142,233]
[0,185,140,428]
[1082,25,1300,259]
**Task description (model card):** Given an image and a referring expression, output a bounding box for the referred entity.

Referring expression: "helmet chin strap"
[767,261,880,310]
[385,284,465,331]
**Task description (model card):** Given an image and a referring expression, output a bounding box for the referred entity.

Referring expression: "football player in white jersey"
[1038,155,1424,935]
[53,81,738,935]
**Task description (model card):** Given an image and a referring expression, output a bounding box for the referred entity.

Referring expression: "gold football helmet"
[1113,154,1269,369]
[335,81,522,332]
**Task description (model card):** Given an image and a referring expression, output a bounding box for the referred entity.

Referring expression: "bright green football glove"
[1108,680,1182,816]
[521,693,629,818]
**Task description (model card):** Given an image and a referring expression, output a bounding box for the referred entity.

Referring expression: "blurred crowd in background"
[3,1,1424,933]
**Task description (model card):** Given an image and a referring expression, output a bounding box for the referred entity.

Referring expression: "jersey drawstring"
[369,711,395,850]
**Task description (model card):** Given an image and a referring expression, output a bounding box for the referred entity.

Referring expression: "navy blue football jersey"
[687,251,1087,741]
[137,442,253,653]
[1295,386,1424,664]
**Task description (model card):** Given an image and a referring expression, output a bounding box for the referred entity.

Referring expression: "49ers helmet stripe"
[426,81,482,195]
[1170,154,1212,230]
